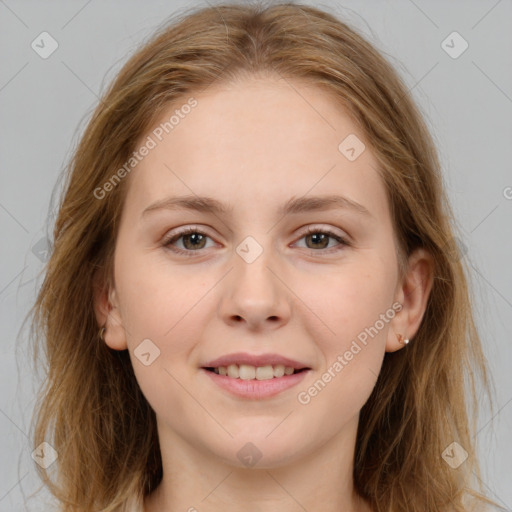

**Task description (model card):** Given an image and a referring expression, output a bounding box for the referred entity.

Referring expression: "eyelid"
[298,224,350,241]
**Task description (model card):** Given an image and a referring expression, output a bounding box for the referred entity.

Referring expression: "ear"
[92,270,128,351]
[386,248,434,353]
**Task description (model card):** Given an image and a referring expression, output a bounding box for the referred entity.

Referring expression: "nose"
[218,247,292,331]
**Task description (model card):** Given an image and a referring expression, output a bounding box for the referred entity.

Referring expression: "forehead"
[123,76,388,222]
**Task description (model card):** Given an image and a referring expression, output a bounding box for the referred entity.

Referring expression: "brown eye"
[296,227,349,253]
[304,232,330,249]
[163,228,214,255]
[180,232,207,250]
[162,225,349,257]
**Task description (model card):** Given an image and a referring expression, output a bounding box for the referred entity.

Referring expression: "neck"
[144,414,372,512]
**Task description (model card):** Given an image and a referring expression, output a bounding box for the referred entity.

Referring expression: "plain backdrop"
[0,0,511,510]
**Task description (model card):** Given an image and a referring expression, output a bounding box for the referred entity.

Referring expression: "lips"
[201,352,311,371]
[201,364,310,399]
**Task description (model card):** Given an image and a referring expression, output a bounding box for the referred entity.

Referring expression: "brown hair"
[28,2,501,511]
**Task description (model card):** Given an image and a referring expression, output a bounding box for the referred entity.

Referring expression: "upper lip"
[202,352,311,370]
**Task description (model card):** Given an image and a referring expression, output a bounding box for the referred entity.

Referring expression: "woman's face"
[100,76,426,468]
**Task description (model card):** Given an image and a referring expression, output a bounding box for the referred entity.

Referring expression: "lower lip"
[201,368,310,399]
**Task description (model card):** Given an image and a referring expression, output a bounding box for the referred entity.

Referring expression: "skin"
[95,74,433,512]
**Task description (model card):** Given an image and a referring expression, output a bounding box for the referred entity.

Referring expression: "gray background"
[1,0,511,510]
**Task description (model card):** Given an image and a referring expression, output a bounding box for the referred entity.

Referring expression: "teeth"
[227,364,239,378]
[239,364,256,380]
[212,364,299,380]
[273,365,285,378]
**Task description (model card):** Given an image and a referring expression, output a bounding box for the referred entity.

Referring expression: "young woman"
[29,2,502,511]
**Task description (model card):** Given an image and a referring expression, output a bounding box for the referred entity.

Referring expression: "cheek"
[114,254,209,414]
[302,257,396,406]
[312,260,396,340]
[114,244,210,354]
[296,267,394,420]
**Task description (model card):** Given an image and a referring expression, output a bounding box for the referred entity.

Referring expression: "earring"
[397,333,409,345]
[99,325,106,341]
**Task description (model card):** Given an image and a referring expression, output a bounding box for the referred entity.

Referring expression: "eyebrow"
[141,194,373,219]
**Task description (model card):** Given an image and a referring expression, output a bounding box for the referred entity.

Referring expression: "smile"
[201,366,310,399]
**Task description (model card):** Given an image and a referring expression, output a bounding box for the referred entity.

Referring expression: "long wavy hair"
[28,2,501,511]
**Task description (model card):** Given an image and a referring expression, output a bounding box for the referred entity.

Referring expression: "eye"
[162,225,350,257]
[294,226,350,253]
[162,227,215,256]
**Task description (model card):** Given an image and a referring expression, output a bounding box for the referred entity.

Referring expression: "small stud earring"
[397,333,409,345]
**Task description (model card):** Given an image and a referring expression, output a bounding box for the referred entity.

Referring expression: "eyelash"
[162,225,350,257]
